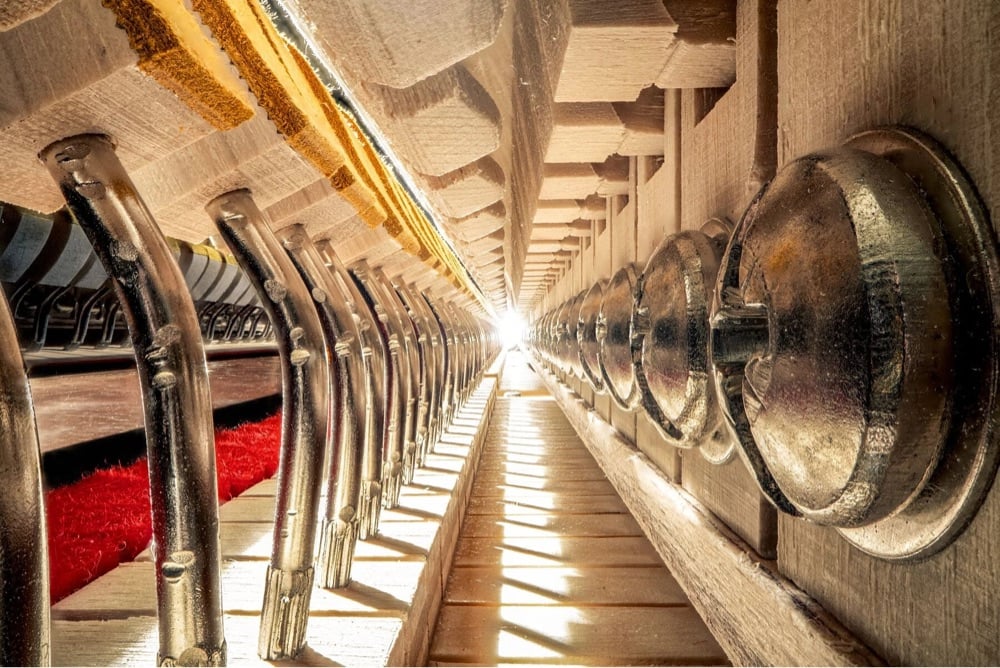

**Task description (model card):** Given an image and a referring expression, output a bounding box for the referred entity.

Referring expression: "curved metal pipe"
[206,190,328,661]
[425,297,454,432]
[374,268,422,483]
[280,226,366,589]
[0,279,50,666]
[41,135,225,666]
[316,241,387,539]
[406,287,444,451]
[395,283,436,466]
[350,261,407,507]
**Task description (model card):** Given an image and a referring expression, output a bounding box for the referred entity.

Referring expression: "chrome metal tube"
[41,135,225,666]
[280,226,365,589]
[425,297,454,434]
[317,241,386,539]
[407,286,444,452]
[395,283,435,467]
[0,282,50,666]
[374,268,422,482]
[350,261,406,507]
[206,190,328,661]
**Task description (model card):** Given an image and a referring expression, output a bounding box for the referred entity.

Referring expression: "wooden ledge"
[532,357,881,667]
[50,373,500,666]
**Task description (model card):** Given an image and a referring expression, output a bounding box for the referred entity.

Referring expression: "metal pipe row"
[0,133,499,665]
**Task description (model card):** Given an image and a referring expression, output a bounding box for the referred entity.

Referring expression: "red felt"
[46,412,282,603]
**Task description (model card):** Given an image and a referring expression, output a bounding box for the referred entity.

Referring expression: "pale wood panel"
[454,536,661,568]
[444,566,688,606]
[554,0,677,103]
[773,1,1000,664]
[461,513,642,539]
[675,0,778,559]
[298,0,506,89]
[544,103,625,163]
[467,494,629,516]
[431,605,725,665]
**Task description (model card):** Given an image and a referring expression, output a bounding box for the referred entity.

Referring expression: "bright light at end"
[499,310,525,349]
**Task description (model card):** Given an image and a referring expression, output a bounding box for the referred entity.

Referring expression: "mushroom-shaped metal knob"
[633,222,732,460]
[711,127,1000,560]
[578,280,608,393]
[598,263,642,411]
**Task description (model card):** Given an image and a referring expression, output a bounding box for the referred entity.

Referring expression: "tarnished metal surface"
[207,190,328,660]
[395,283,434,466]
[317,241,386,540]
[374,267,422,483]
[634,223,732,461]
[350,261,406,509]
[425,298,454,431]
[280,226,365,589]
[42,134,225,666]
[598,263,641,411]
[0,275,49,665]
[563,292,586,378]
[578,281,607,393]
[711,127,1000,560]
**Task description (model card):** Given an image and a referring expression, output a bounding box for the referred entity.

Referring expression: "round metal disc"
[634,225,730,455]
[598,263,641,410]
[565,291,587,378]
[837,127,1000,560]
[578,280,607,393]
[711,126,1000,560]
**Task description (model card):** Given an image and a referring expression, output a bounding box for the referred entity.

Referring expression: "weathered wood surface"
[534,362,880,666]
[49,372,499,666]
[771,1,1000,664]
[296,0,507,89]
[674,0,778,559]
[430,354,726,666]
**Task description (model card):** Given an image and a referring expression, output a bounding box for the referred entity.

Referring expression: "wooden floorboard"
[429,353,728,666]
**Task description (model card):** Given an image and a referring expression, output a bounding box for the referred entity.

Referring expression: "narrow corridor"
[428,352,727,665]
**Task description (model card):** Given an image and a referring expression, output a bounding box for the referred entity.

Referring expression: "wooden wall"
[532,0,1000,664]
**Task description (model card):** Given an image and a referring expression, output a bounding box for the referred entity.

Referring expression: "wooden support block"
[614,86,666,156]
[544,103,625,163]
[0,0,251,214]
[422,156,505,218]
[594,155,631,197]
[450,202,506,242]
[538,163,600,200]
[533,199,583,224]
[296,0,507,89]
[656,0,737,88]
[554,0,677,103]
[371,65,502,177]
[264,180,358,239]
[579,195,607,220]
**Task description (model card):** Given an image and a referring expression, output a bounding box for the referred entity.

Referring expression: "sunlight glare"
[499,309,526,349]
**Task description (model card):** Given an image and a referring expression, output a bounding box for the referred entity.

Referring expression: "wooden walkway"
[428,353,728,666]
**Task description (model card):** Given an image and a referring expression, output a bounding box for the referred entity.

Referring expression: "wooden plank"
[444,565,688,606]
[430,604,725,665]
[423,157,505,218]
[544,103,625,163]
[614,86,666,156]
[554,0,677,103]
[461,513,643,539]
[772,1,1000,664]
[0,0,59,30]
[534,362,879,666]
[454,535,661,567]
[296,0,506,88]
[31,357,279,453]
[371,65,502,177]
[656,0,737,88]
[467,494,629,516]
[538,163,601,200]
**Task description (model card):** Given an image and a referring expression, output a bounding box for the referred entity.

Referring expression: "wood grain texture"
[371,65,502,177]
[555,0,677,102]
[422,156,506,218]
[297,0,506,89]
[657,0,737,88]
[431,605,724,665]
[675,0,778,559]
[773,1,1000,664]
[534,362,880,666]
[544,103,625,163]
[539,164,601,200]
